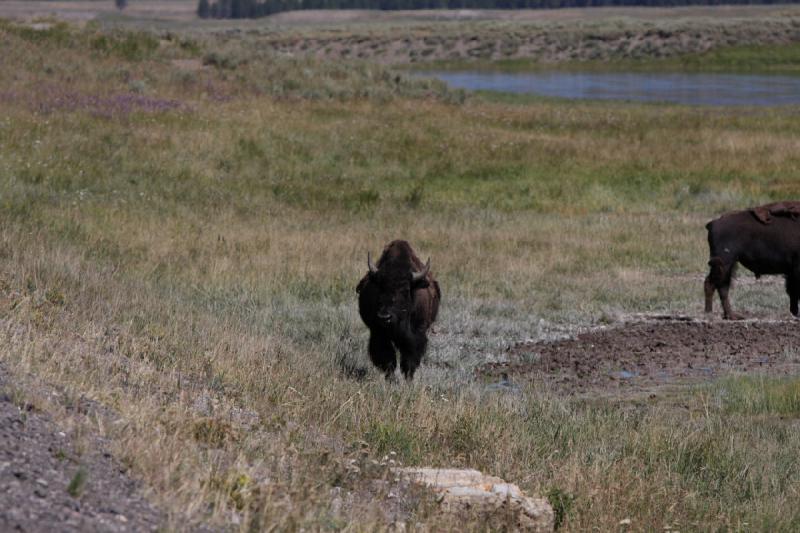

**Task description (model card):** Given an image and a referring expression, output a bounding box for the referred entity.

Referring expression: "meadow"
[2,15,800,531]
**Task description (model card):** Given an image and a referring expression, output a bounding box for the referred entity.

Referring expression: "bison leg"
[708,257,741,320]
[368,333,397,380]
[398,334,427,382]
[786,275,800,317]
[704,276,716,313]
[718,283,743,321]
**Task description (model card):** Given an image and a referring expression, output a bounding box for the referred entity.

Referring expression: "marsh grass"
[2,19,800,531]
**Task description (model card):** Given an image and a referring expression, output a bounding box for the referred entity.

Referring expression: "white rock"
[395,467,554,532]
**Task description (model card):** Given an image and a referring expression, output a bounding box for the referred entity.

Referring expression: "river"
[417,70,800,106]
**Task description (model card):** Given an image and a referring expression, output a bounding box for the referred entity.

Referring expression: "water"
[418,70,800,106]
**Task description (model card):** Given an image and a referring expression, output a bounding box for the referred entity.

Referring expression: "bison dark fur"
[356,240,441,381]
[705,203,800,319]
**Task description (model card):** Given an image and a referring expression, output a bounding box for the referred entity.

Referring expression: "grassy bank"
[2,19,800,531]
[421,42,800,74]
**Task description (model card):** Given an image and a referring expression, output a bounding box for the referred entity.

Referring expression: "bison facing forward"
[356,240,441,381]
[705,202,800,320]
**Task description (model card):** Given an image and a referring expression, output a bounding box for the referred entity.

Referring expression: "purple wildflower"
[19,84,189,118]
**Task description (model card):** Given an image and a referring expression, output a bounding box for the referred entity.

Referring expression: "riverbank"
[259,13,800,68]
[413,43,800,74]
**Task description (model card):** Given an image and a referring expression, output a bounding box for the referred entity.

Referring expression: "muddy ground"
[479,316,800,397]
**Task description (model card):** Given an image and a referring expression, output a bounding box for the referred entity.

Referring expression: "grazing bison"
[356,240,441,381]
[704,201,800,320]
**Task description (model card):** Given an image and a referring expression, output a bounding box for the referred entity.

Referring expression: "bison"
[704,201,800,320]
[356,240,441,381]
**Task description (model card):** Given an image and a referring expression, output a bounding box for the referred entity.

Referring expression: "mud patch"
[479,317,800,397]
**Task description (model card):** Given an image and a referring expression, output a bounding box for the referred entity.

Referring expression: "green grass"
[717,376,800,416]
[67,468,88,498]
[417,42,800,74]
[2,17,800,532]
[672,43,800,74]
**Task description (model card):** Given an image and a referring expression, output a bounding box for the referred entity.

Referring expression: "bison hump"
[750,201,800,225]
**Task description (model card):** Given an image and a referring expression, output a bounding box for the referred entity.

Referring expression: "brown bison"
[705,201,800,320]
[356,240,441,381]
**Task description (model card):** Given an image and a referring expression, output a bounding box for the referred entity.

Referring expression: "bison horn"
[367,252,378,274]
[411,257,430,283]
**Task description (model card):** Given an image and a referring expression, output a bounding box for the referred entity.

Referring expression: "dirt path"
[0,363,163,532]
[479,316,800,397]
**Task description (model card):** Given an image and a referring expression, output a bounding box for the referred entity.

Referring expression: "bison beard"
[705,202,800,320]
[356,240,441,381]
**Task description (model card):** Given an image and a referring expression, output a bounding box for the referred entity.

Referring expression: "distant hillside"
[199,0,800,19]
[253,14,800,66]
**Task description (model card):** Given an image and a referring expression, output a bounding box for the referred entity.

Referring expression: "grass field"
[2,14,800,531]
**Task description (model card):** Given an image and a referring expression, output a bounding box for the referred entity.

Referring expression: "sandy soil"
[479,316,800,397]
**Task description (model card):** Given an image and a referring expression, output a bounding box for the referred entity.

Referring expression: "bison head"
[367,251,430,328]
